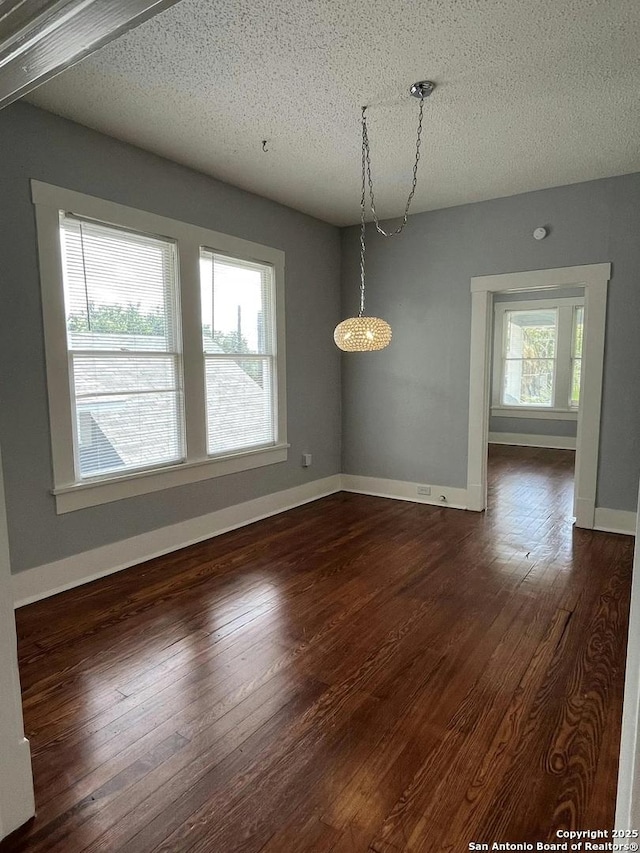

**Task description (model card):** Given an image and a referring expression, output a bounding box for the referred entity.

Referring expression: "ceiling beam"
[0,0,184,110]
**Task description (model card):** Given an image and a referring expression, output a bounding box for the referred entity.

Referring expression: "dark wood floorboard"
[1,445,633,852]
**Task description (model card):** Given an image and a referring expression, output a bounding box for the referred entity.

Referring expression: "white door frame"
[0,445,34,840]
[616,477,640,829]
[466,263,611,529]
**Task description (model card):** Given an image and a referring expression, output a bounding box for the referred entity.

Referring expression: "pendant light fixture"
[334,81,435,352]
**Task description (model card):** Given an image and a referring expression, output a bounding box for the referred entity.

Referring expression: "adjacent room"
[1,1,639,851]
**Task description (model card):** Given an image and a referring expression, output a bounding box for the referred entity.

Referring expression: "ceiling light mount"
[410,80,436,99]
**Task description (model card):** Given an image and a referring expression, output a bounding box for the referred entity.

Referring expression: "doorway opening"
[487,285,585,520]
[466,263,610,530]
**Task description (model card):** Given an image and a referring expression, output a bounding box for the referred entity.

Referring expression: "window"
[502,307,557,407]
[61,216,184,478]
[33,181,287,513]
[492,296,584,418]
[200,252,276,456]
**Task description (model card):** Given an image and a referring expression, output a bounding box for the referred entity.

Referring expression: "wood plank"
[1,446,632,853]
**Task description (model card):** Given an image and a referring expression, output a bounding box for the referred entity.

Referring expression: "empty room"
[1,1,640,851]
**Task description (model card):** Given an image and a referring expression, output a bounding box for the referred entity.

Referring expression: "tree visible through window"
[60,216,184,479]
[571,306,584,408]
[495,298,584,412]
[199,251,276,456]
[68,303,252,358]
[503,308,557,406]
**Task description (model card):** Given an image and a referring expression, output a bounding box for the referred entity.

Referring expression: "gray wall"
[341,173,640,512]
[490,287,583,440]
[0,103,342,573]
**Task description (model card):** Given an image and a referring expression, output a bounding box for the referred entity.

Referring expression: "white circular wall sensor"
[533,227,548,240]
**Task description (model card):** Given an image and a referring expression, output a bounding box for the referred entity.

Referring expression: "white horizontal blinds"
[502,308,558,407]
[199,250,276,455]
[59,214,185,479]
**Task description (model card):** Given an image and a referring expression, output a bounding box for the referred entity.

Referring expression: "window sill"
[52,444,290,514]
[491,407,578,421]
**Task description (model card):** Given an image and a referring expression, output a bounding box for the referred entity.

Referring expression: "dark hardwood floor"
[2,446,633,852]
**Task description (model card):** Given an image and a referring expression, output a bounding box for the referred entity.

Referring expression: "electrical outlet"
[416,485,431,496]
[302,453,312,468]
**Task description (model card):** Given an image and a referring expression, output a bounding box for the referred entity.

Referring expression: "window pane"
[200,251,273,355]
[73,354,183,477]
[59,214,185,480]
[570,358,582,408]
[502,358,555,406]
[76,392,183,478]
[73,354,179,397]
[200,250,278,457]
[573,306,584,358]
[205,357,274,455]
[60,216,179,352]
[505,309,557,359]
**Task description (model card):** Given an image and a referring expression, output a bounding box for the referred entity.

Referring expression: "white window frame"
[199,250,279,457]
[32,181,288,514]
[491,296,584,420]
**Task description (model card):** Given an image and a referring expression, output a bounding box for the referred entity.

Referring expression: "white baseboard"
[594,507,638,536]
[12,472,635,608]
[489,432,576,450]
[0,737,34,840]
[12,475,342,608]
[574,496,595,530]
[341,474,468,510]
[466,483,485,512]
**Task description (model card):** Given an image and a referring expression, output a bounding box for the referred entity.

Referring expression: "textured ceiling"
[24,0,640,226]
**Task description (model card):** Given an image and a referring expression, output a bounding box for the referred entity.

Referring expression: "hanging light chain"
[356,87,429,319]
[362,94,425,238]
[359,105,367,317]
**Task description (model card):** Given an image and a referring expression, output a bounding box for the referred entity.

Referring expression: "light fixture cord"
[359,106,367,317]
[362,94,425,237]
[357,95,426,316]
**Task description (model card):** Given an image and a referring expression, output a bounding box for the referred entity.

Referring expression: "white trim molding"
[53,445,290,514]
[0,0,182,110]
[0,739,33,841]
[341,475,468,511]
[488,432,576,450]
[31,180,288,514]
[471,263,612,293]
[616,482,640,829]
[0,447,34,839]
[491,407,578,421]
[593,508,637,536]
[10,473,635,610]
[468,263,611,529]
[12,475,341,608]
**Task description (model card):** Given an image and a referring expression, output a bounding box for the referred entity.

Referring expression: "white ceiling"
[24,0,640,226]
